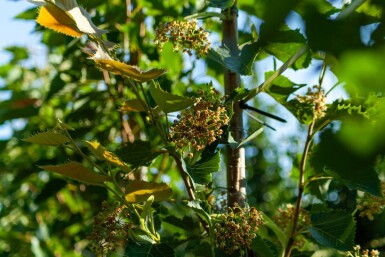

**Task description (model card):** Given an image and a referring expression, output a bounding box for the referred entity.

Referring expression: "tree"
[1,0,385,256]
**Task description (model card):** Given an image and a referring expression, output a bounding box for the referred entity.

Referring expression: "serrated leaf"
[115,141,160,167]
[84,140,130,172]
[149,82,194,113]
[125,181,172,203]
[309,211,355,251]
[23,131,70,146]
[120,99,146,112]
[39,161,111,186]
[186,200,212,225]
[190,151,220,185]
[124,243,174,257]
[36,3,82,38]
[311,128,382,196]
[93,59,166,82]
[250,235,277,257]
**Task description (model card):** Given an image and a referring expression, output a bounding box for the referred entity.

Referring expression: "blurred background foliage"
[1,0,385,256]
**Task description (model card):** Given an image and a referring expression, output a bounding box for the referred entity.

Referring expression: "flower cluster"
[296,85,327,119]
[154,19,211,58]
[274,204,311,249]
[88,202,131,255]
[213,204,263,256]
[345,245,380,257]
[357,181,385,220]
[169,88,229,153]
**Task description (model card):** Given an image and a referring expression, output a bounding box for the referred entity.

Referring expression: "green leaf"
[207,42,260,75]
[208,0,235,9]
[124,181,173,203]
[128,228,156,244]
[162,215,197,232]
[311,129,382,196]
[124,243,174,257]
[250,235,277,257]
[261,26,310,69]
[238,127,263,148]
[23,131,70,146]
[264,72,306,104]
[309,211,355,251]
[84,140,130,172]
[186,200,212,226]
[189,151,220,185]
[149,82,194,113]
[39,162,111,186]
[116,140,160,167]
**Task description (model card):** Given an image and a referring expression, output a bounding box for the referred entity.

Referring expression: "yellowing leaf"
[23,131,70,146]
[120,99,146,112]
[125,181,173,203]
[37,4,82,37]
[40,161,111,186]
[84,140,130,172]
[93,59,166,82]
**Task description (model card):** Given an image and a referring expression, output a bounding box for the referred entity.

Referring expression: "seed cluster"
[169,88,229,152]
[274,204,311,249]
[213,204,263,256]
[346,245,380,257]
[296,85,327,119]
[357,181,385,220]
[88,201,131,255]
[154,19,211,58]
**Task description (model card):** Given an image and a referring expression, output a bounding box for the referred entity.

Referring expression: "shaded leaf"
[39,162,111,186]
[84,140,130,172]
[125,181,173,203]
[250,235,277,257]
[190,151,220,184]
[120,99,146,112]
[162,215,196,232]
[124,243,174,257]
[116,141,160,167]
[208,0,235,9]
[149,82,194,113]
[311,128,382,196]
[94,59,166,82]
[309,211,355,251]
[23,131,70,146]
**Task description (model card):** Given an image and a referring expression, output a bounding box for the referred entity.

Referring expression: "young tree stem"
[284,120,315,257]
[222,2,246,208]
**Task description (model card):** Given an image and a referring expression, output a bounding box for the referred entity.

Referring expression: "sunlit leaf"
[39,162,111,186]
[93,59,166,82]
[125,181,173,203]
[238,127,263,147]
[37,3,82,37]
[84,140,130,172]
[309,211,355,251]
[149,82,194,113]
[23,131,70,146]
